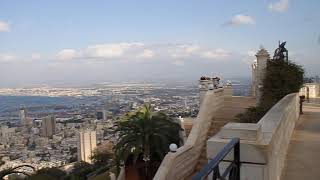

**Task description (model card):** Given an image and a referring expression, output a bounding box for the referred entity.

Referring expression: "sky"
[0,0,319,87]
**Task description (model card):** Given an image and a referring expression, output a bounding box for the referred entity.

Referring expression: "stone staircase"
[193,115,233,173]
[186,96,256,179]
[183,120,193,137]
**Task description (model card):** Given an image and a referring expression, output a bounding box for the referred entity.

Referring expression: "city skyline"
[1,0,320,87]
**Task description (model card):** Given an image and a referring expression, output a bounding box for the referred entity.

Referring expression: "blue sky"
[0,0,319,87]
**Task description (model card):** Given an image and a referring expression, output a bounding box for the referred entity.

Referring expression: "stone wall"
[300,83,320,98]
[153,88,225,180]
[207,93,299,180]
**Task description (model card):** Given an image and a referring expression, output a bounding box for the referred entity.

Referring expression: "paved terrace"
[281,101,320,180]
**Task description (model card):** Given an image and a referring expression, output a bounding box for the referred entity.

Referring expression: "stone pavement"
[281,105,320,180]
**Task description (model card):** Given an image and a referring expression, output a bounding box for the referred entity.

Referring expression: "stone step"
[195,160,208,171]
[207,134,216,139]
[209,126,223,131]
[211,117,230,121]
[185,130,192,136]
[185,173,197,180]
[208,129,221,134]
[207,131,220,137]
[211,121,228,127]
[187,96,257,179]
[199,152,206,159]
[198,159,208,165]
[208,126,224,131]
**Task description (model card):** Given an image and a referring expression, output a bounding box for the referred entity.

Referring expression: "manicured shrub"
[236,58,304,123]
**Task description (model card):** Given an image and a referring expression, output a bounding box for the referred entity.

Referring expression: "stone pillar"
[178,116,187,144]
[251,62,257,97]
[224,85,233,98]
[252,48,270,104]
[199,79,212,107]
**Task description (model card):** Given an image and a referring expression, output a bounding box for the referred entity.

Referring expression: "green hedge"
[236,58,304,123]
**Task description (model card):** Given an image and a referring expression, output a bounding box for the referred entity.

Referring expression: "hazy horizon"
[0,76,252,88]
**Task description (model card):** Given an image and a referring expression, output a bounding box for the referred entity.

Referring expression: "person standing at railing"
[299,95,305,114]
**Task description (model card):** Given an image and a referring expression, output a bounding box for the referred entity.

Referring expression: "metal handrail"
[193,138,240,180]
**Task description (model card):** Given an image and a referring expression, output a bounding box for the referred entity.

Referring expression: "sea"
[0,79,252,120]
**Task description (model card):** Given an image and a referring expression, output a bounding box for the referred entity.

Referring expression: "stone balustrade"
[153,88,226,180]
[207,93,300,180]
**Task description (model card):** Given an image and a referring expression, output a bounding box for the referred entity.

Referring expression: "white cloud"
[57,49,77,60]
[0,21,10,32]
[52,43,232,64]
[85,43,143,58]
[269,0,289,13]
[0,54,16,62]
[184,45,200,53]
[55,43,157,61]
[201,48,232,59]
[137,49,154,59]
[226,14,255,26]
[0,53,42,63]
[168,44,200,58]
[31,53,41,60]
[166,44,231,60]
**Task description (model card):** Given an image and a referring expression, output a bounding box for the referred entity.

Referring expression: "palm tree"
[0,165,36,180]
[114,103,182,178]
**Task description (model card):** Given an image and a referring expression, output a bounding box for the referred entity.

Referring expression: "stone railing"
[153,88,226,180]
[207,93,299,180]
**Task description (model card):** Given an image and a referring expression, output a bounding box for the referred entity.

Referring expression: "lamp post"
[169,143,178,152]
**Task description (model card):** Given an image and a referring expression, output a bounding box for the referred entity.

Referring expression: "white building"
[19,107,27,125]
[0,126,16,145]
[41,116,56,138]
[77,130,97,163]
[300,83,320,98]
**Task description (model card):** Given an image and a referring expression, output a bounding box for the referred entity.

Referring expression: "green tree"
[1,165,36,180]
[236,58,304,123]
[66,161,94,180]
[114,103,182,178]
[28,167,66,180]
[235,106,266,123]
[90,142,114,167]
[260,59,304,109]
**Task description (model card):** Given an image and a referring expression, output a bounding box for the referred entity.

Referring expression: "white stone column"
[199,79,212,107]
[252,48,270,104]
[224,85,233,98]
[178,116,187,144]
[251,63,257,97]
